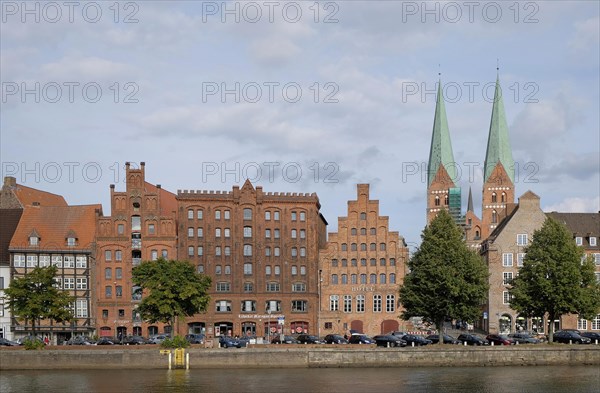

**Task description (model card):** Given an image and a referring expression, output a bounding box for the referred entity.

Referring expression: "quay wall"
[1,346,599,370]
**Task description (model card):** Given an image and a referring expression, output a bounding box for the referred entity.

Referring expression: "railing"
[132,258,142,266]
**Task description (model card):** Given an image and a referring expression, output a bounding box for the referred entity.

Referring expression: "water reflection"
[1,366,599,393]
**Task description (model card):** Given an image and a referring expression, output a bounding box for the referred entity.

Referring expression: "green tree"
[399,210,489,343]
[132,258,212,331]
[3,265,74,337]
[509,217,600,343]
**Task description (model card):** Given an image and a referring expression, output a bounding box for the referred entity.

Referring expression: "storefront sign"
[351,286,375,292]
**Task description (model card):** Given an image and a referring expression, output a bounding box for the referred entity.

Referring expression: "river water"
[1,366,599,392]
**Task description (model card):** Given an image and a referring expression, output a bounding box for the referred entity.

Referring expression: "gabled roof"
[144,182,177,216]
[3,179,67,208]
[484,75,514,183]
[545,212,600,241]
[427,79,456,187]
[9,204,102,251]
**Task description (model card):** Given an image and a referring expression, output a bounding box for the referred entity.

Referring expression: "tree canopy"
[509,217,600,343]
[3,265,74,336]
[399,209,489,343]
[132,258,212,329]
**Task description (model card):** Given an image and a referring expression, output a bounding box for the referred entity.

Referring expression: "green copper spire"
[484,75,514,183]
[427,79,456,187]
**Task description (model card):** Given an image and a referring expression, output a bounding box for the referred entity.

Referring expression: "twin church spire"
[426,72,515,241]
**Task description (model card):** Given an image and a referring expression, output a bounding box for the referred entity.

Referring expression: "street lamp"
[267,308,271,343]
[113,281,118,343]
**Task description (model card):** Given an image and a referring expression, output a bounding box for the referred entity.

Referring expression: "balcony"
[132,258,142,266]
[132,239,142,250]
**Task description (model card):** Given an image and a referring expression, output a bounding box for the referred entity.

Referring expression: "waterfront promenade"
[1,345,599,370]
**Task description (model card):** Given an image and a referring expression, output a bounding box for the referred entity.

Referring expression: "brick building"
[176,180,327,339]
[95,162,178,339]
[319,184,409,336]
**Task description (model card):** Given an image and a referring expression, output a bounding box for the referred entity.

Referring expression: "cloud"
[569,16,600,53]
[544,196,600,213]
[40,56,136,81]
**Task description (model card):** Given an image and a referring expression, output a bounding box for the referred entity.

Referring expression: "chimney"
[4,176,16,187]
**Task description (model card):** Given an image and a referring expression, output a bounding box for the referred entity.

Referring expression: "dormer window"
[67,237,76,246]
[575,237,583,246]
[590,237,597,247]
[29,236,39,246]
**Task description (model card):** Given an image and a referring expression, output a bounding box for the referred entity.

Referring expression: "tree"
[509,217,600,343]
[399,209,489,343]
[132,258,212,332]
[3,265,74,337]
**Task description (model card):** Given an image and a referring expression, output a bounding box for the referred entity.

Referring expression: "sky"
[1,0,599,251]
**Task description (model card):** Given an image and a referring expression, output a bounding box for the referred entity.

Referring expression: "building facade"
[319,184,409,336]
[95,162,178,339]
[177,180,327,339]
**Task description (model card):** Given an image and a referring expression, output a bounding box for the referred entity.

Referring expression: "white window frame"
[502,253,513,267]
[503,272,513,285]
[517,234,528,246]
[373,294,382,313]
[329,295,339,311]
[590,237,597,247]
[576,237,583,246]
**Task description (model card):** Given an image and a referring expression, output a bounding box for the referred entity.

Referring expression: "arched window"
[444,195,449,205]
[435,196,440,206]
[492,192,497,203]
[492,210,498,224]
[501,192,506,203]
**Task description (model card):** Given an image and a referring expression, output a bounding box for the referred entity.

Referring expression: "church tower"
[481,74,515,238]
[426,79,460,224]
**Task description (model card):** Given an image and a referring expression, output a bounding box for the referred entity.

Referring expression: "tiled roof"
[9,204,102,251]
[144,182,177,216]
[546,212,600,247]
[12,183,67,207]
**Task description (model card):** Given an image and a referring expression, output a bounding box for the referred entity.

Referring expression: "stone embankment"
[1,345,599,370]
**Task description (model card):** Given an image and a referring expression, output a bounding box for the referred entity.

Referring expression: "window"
[300,212,306,221]
[274,247,280,256]
[517,253,525,267]
[266,282,280,292]
[380,274,386,284]
[131,216,141,231]
[197,210,203,220]
[578,318,588,330]
[343,295,352,313]
[360,274,367,284]
[300,247,306,257]
[329,295,339,311]
[216,282,230,292]
[370,243,376,251]
[292,300,307,312]
[390,258,396,266]
[215,228,221,238]
[188,227,194,237]
[501,192,506,202]
[215,210,221,220]
[67,237,76,246]
[26,255,38,267]
[115,268,122,279]
[291,229,297,239]
[380,258,386,266]
[370,258,376,266]
[241,300,256,312]
[151,250,158,260]
[595,254,600,265]
[216,300,232,312]
[576,237,583,246]
[102,309,108,319]
[274,211,280,220]
[115,251,122,261]
[265,211,271,220]
[370,228,376,235]
[265,266,272,275]
[244,263,252,275]
[492,210,498,224]
[197,264,204,273]
[40,255,51,267]
[386,294,395,312]
[300,229,306,239]
[265,247,271,256]
[351,228,357,236]
[54,277,62,289]
[188,246,194,257]
[491,192,497,203]
[216,265,222,275]
[188,209,194,219]
[266,300,281,312]
[300,266,306,275]
[243,208,252,220]
[274,265,281,276]
[502,253,513,267]
[292,283,306,292]
[351,243,357,251]
[244,226,252,238]
[592,315,600,330]
[503,272,513,285]
[361,258,367,266]
[76,278,87,290]
[244,282,253,292]
[274,229,280,239]
[380,243,386,251]
[360,243,366,251]
[224,246,231,256]
[224,265,231,275]
[117,224,124,235]
[291,248,298,257]
[373,294,382,312]
[351,258,357,266]
[435,196,440,206]
[356,295,365,313]
[222,228,230,238]
[590,237,597,247]
[341,243,347,251]
[105,250,112,261]
[370,274,377,284]
[331,274,338,284]
[351,274,357,284]
[29,236,39,246]
[105,286,112,298]
[389,273,396,284]
[265,229,271,239]
[341,259,348,267]
[243,244,252,256]
[48,255,60,268]
[224,210,230,220]
[76,299,88,318]
[341,274,348,284]
[503,291,511,304]
[517,234,528,246]
[116,285,122,297]
[148,224,155,235]
[215,246,222,256]
[105,268,112,279]
[197,246,203,256]
[291,212,297,221]
[291,266,297,275]
[360,212,366,220]
[63,256,75,268]
[331,259,338,267]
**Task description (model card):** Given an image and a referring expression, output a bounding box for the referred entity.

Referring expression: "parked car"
[553,331,591,344]
[66,336,94,345]
[16,336,45,345]
[95,337,116,345]
[508,333,541,344]
[185,333,205,344]
[219,336,242,348]
[348,334,376,345]
[148,334,169,344]
[122,335,148,345]
[323,334,349,344]
[372,334,407,347]
[0,337,20,346]
[296,334,323,344]
[486,334,514,346]
[237,336,257,346]
[401,334,432,346]
[580,332,600,342]
[457,334,488,346]
[426,334,459,345]
[271,335,299,344]
[388,331,408,338]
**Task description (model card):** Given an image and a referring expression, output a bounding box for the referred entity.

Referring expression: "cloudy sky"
[1,1,598,250]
